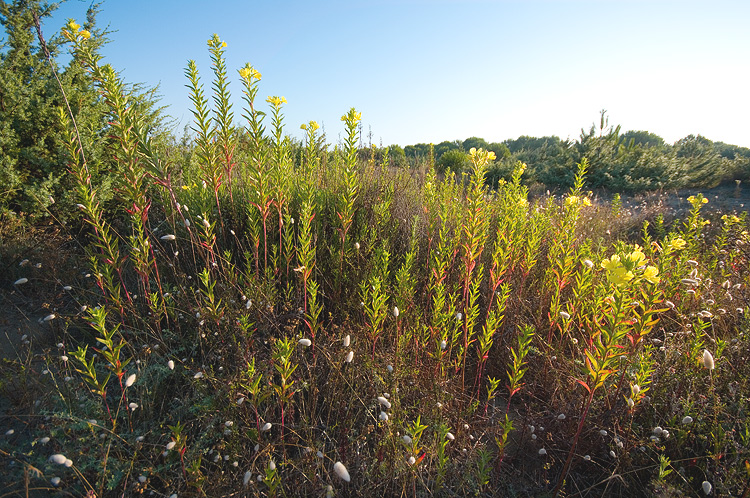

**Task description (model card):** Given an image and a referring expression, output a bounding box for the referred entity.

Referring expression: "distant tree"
[620,130,666,148]
[437,148,468,175]
[434,140,462,161]
[388,144,407,168]
[0,0,166,218]
[462,136,489,152]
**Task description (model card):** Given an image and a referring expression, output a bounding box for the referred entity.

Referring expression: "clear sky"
[38,0,750,148]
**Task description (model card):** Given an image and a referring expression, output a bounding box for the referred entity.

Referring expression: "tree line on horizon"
[382,111,750,193]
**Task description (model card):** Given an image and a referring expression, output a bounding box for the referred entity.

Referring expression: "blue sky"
[37,0,750,147]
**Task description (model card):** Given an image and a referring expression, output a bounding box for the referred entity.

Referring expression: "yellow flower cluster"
[565,195,592,207]
[239,64,261,83]
[64,19,90,41]
[341,108,362,123]
[469,147,496,162]
[664,236,686,253]
[601,245,660,287]
[207,34,227,48]
[300,121,320,132]
[687,194,708,208]
[721,214,741,225]
[266,96,287,107]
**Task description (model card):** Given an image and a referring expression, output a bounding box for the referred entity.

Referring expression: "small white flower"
[333,461,350,482]
[166,441,176,450]
[687,260,698,267]
[599,429,608,436]
[343,334,351,347]
[583,259,594,269]
[40,436,50,444]
[168,360,175,370]
[456,312,463,321]
[702,349,715,370]
[440,340,447,350]
[682,415,693,425]
[129,402,138,411]
[51,476,61,486]
[702,481,712,495]
[379,411,389,421]
[354,242,360,251]
[63,285,72,291]
[557,413,566,420]
[609,450,616,458]
[43,314,56,322]
[407,455,416,465]
[298,338,312,347]
[653,426,663,436]
[559,311,570,320]
[662,430,670,439]
[583,454,591,461]
[136,436,145,442]
[377,396,391,409]
[160,234,176,241]
[538,448,547,455]
[345,351,354,363]
[125,373,136,387]
[261,422,272,432]
[14,278,28,285]
[61,355,68,362]
[5,429,14,436]
[446,432,455,440]
[631,384,641,396]
[138,475,147,483]
[49,454,67,465]
[243,470,252,486]
[627,398,634,408]
[225,420,234,427]
[386,364,393,373]
[665,300,675,309]
[194,372,204,379]
[402,435,412,445]
[393,306,399,318]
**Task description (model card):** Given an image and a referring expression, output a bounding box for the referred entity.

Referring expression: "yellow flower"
[239,67,251,80]
[626,247,646,268]
[221,41,227,48]
[68,20,81,31]
[487,150,496,161]
[668,237,686,251]
[601,255,634,287]
[642,266,660,284]
[79,30,91,40]
[565,195,579,207]
[582,197,592,207]
[469,147,477,156]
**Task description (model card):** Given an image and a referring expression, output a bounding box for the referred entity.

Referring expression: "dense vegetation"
[1,2,749,497]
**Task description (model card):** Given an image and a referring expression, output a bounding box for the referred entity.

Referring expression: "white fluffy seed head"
[125,373,136,387]
[702,481,712,495]
[343,334,351,347]
[261,422,272,432]
[14,278,28,285]
[345,351,354,363]
[702,349,715,370]
[160,234,176,241]
[377,396,391,409]
[49,454,67,465]
[538,448,547,455]
[168,360,175,370]
[333,461,350,482]
[243,470,252,486]
[682,415,693,425]
[298,338,312,347]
